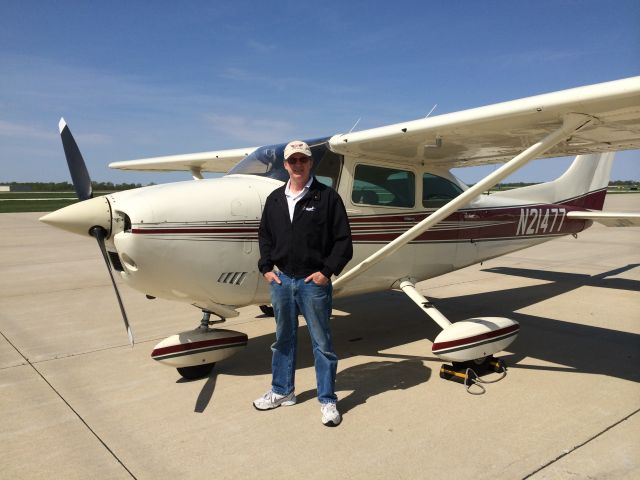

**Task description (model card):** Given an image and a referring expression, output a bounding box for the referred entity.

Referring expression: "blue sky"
[1,0,638,184]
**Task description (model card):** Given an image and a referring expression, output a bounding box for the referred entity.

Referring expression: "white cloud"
[0,120,56,141]
[246,39,276,53]
[217,66,360,95]
[0,119,111,147]
[219,67,252,81]
[204,113,295,144]
[495,49,587,68]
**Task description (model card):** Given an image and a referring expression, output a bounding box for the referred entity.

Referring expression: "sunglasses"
[286,156,311,165]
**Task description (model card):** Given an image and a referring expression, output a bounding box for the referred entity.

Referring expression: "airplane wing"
[329,77,640,167]
[332,77,640,289]
[567,211,640,227]
[109,147,258,175]
[109,77,640,176]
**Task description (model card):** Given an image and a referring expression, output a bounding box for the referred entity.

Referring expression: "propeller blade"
[59,118,92,201]
[55,119,132,346]
[90,226,135,346]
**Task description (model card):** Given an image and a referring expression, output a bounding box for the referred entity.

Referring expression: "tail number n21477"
[516,207,566,236]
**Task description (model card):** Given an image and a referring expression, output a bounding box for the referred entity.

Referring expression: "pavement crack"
[521,407,640,479]
[2,283,113,299]
[0,329,138,480]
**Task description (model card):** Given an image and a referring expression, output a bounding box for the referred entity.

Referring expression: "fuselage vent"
[217,272,248,286]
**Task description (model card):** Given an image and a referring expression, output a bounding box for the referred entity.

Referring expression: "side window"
[352,164,415,208]
[314,149,342,188]
[423,173,464,208]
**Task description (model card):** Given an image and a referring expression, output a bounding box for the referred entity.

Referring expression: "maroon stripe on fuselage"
[132,227,256,234]
[131,190,602,242]
[561,188,607,210]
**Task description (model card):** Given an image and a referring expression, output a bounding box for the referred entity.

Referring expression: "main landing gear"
[398,278,518,394]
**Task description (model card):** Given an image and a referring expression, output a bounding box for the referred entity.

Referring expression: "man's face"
[284,153,313,183]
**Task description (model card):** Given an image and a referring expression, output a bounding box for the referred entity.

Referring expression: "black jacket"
[258,178,353,279]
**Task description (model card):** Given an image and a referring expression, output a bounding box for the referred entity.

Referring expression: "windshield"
[227,137,342,187]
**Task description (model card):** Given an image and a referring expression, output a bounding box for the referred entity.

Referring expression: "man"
[254,140,353,427]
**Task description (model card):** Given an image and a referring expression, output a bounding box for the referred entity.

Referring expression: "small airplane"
[40,76,640,384]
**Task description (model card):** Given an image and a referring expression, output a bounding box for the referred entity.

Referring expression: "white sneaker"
[321,402,341,427]
[253,390,296,410]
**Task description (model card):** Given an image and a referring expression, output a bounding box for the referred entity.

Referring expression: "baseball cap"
[284,140,312,160]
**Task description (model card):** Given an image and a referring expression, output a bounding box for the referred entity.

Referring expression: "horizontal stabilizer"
[567,210,640,227]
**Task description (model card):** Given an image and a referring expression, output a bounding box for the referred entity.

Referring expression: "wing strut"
[333,113,594,290]
[399,278,451,330]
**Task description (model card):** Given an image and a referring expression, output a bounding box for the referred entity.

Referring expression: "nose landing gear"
[151,310,248,380]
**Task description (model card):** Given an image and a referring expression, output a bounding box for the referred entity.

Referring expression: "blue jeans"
[270,271,337,404]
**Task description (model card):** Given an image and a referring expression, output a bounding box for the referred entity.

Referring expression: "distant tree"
[1,181,146,192]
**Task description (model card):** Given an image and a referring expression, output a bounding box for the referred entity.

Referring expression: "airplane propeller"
[90,225,134,346]
[56,118,134,346]
[59,118,92,201]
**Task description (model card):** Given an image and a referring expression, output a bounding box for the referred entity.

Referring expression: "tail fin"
[553,152,614,200]
[492,152,614,210]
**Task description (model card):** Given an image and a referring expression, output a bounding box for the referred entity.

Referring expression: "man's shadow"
[295,359,431,415]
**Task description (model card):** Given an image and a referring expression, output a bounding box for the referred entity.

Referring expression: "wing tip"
[58,117,67,134]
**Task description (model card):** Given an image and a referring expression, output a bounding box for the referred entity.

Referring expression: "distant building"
[0,185,9,192]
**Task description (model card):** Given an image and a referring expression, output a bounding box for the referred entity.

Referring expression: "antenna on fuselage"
[425,104,438,119]
[348,118,361,133]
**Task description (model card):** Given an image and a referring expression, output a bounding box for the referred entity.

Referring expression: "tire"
[259,304,274,316]
[177,362,216,380]
[472,356,490,366]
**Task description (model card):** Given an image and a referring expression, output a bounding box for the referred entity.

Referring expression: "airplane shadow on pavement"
[445,264,640,382]
[192,264,640,412]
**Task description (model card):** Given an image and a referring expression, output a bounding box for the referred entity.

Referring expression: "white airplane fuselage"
[95,155,597,317]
